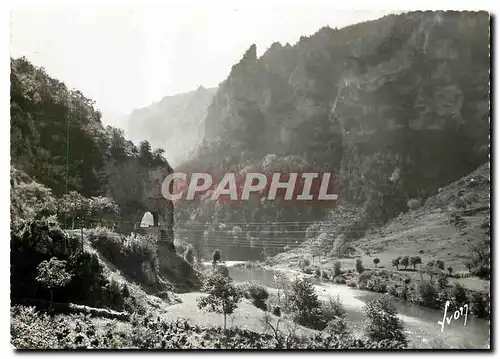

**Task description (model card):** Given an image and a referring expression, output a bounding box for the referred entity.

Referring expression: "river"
[220,261,490,349]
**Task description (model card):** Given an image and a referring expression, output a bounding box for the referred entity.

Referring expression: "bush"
[334,261,341,277]
[184,244,194,264]
[357,271,374,289]
[321,271,329,280]
[355,259,364,274]
[437,274,448,289]
[302,267,313,275]
[373,258,380,268]
[436,260,445,271]
[333,276,346,284]
[407,198,421,211]
[325,317,350,336]
[417,281,438,308]
[451,283,468,308]
[346,280,357,288]
[362,295,407,346]
[366,277,387,293]
[299,259,311,268]
[470,292,489,319]
[388,285,398,297]
[321,296,347,323]
[314,268,321,278]
[240,282,269,311]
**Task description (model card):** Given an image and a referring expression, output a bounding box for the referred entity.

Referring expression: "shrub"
[35,257,73,307]
[362,295,407,346]
[302,267,313,275]
[300,259,311,268]
[437,274,448,289]
[184,244,194,264]
[121,284,130,298]
[325,317,350,336]
[470,292,489,319]
[417,281,438,308]
[373,258,380,268]
[334,261,341,277]
[366,277,387,293]
[388,285,398,297]
[333,276,346,285]
[451,283,468,307]
[212,250,221,266]
[447,267,453,276]
[321,271,329,280]
[314,268,321,278]
[407,198,421,211]
[321,296,347,322]
[346,280,357,288]
[355,258,364,274]
[357,271,373,289]
[240,282,269,311]
[436,260,445,271]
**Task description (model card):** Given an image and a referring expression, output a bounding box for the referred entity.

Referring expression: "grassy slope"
[270,163,490,291]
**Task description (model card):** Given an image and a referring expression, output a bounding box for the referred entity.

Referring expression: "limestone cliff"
[192,11,489,225]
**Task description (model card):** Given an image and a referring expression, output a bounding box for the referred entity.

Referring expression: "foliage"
[288,277,322,329]
[334,261,341,277]
[35,257,73,292]
[239,282,269,311]
[392,257,401,270]
[416,281,439,308]
[184,244,195,264]
[400,256,409,270]
[451,283,468,308]
[355,258,364,274]
[362,295,407,346]
[373,258,380,268]
[407,198,421,211]
[436,260,445,271]
[212,250,221,266]
[197,269,242,331]
[410,256,421,270]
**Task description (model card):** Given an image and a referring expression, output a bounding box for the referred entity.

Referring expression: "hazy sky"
[10,7,397,127]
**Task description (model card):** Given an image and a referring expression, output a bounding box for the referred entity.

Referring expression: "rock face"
[127,86,217,166]
[191,11,489,223]
[106,157,175,240]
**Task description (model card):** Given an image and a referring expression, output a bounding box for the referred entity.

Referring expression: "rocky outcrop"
[106,157,175,239]
[127,86,216,166]
[192,11,489,224]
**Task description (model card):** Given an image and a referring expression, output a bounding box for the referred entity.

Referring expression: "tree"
[184,244,194,264]
[373,258,380,268]
[392,257,401,270]
[410,256,422,270]
[355,258,364,274]
[289,277,322,328]
[334,261,341,277]
[447,267,453,276]
[274,272,291,307]
[57,191,90,229]
[400,256,409,270]
[212,249,221,266]
[436,260,445,271]
[197,268,242,332]
[88,196,119,225]
[425,260,439,281]
[35,257,73,309]
[362,295,407,346]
